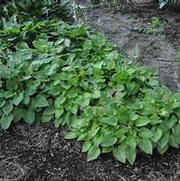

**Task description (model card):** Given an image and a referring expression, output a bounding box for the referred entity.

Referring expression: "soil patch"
[0,123,180,181]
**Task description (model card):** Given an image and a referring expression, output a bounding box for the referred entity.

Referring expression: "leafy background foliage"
[159,0,180,8]
[0,0,180,165]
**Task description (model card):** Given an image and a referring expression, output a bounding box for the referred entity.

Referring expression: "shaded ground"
[1,2,180,181]
[0,123,180,181]
[75,2,180,91]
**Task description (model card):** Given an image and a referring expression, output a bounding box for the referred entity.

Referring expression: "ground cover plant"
[159,0,180,8]
[0,0,180,165]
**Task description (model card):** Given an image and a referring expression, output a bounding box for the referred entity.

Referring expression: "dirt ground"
[0,2,180,181]
[0,123,180,181]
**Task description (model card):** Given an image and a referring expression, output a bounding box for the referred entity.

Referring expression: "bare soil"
[1,2,180,181]
[0,123,180,181]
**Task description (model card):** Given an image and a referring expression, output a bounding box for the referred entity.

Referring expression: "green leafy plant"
[176,52,180,61]
[132,17,163,36]
[0,0,72,22]
[0,1,180,165]
[159,0,180,8]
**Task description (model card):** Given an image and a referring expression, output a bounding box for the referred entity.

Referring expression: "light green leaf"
[138,139,153,154]
[34,95,49,108]
[41,108,54,123]
[12,92,24,105]
[113,146,126,163]
[126,147,137,165]
[1,114,14,129]
[82,141,91,153]
[55,96,66,108]
[157,144,169,154]
[87,146,101,161]
[99,116,118,126]
[55,109,64,119]
[54,118,63,128]
[139,128,153,139]
[165,115,176,129]
[136,117,150,127]
[151,128,163,143]
[102,146,113,153]
[25,110,35,124]
[101,134,118,147]
[65,131,78,139]
[3,103,13,115]
[158,133,169,149]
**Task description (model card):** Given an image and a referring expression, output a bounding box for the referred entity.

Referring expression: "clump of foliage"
[159,0,180,8]
[132,17,163,36]
[0,0,72,22]
[0,0,180,165]
[176,52,180,61]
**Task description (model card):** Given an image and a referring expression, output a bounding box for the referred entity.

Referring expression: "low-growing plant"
[159,0,180,8]
[132,17,163,36]
[0,0,72,22]
[0,15,180,164]
[176,52,180,61]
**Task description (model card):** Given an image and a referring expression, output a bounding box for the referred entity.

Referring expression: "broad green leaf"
[136,116,150,127]
[88,128,100,139]
[99,116,118,126]
[87,146,101,161]
[55,109,64,119]
[65,131,78,139]
[113,146,126,163]
[93,135,102,147]
[150,114,162,125]
[102,146,113,153]
[151,128,163,143]
[91,90,101,99]
[158,133,169,149]
[25,110,35,124]
[101,134,118,147]
[138,139,153,154]
[0,101,6,108]
[169,135,179,148]
[82,141,91,153]
[1,114,14,129]
[126,147,137,165]
[126,136,137,150]
[33,95,49,108]
[129,112,139,121]
[165,115,177,129]
[55,96,66,107]
[115,127,129,138]
[41,108,54,123]
[3,103,13,115]
[12,92,24,105]
[139,128,153,139]
[157,144,169,155]
[54,118,63,128]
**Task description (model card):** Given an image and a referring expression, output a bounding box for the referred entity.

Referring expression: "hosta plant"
[0,0,72,22]
[159,0,180,8]
[0,1,180,165]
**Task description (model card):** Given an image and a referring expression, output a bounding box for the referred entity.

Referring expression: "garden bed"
[0,2,180,181]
